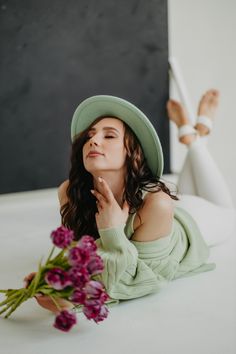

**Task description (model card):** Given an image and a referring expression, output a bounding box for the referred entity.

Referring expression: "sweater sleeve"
[91,223,170,301]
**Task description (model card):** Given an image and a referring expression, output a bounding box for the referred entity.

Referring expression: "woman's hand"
[23,272,37,288]
[34,294,74,314]
[91,177,130,229]
[23,272,74,313]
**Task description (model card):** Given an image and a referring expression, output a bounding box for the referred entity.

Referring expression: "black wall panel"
[0,0,170,194]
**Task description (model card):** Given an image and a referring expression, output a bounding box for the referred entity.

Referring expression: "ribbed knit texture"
[74,190,216,312]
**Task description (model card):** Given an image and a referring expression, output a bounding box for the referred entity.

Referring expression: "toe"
[207,89,219,97]
[204,89,214,98]
[213,89,220,97]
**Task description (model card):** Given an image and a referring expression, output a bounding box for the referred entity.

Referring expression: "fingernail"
[90,189,95,194]
[98,177,103,182]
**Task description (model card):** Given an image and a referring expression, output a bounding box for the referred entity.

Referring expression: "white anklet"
[178,124,198,140]
[197,115,213,132]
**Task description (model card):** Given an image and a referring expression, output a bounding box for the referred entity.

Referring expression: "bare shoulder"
[58,179,69,206]
[143,189,174,211]
[131,190,174,242]
[140,190,174,226]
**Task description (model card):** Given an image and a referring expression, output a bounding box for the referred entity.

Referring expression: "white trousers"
[173,135,236,247]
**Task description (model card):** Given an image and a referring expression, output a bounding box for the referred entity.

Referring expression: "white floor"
[0,175,236,354]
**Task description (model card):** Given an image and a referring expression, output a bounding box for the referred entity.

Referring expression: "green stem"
[28,258,43,297]
[4,292,26,319]
[45,246,56,264]
[0,290,22,306]
[0,295,20,315]
[0,289,17,295]
[0,306,9,315]
[50,249,65,263]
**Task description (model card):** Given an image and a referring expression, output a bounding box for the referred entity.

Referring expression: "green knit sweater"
[74,191,216,312]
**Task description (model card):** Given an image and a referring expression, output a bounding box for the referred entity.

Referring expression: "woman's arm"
[93,192,176,300]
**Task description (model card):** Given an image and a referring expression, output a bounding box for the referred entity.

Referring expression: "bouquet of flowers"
[0,226,110,332]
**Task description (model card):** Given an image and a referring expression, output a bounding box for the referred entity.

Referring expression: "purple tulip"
[69,289,87,305]
[68,246,91,266]
[83,303,101,320]
[53,310,77,332]
[50,226,74,249]
[84,280,109,302]
[83,298,102,307]
[44,268,72,290]
[87,254,104,275]
[83,304,109,323]
[68,266,90,289]
[78,235,97,253]
[93,305,109,323]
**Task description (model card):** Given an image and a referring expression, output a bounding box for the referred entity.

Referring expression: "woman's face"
[82,117,127,176]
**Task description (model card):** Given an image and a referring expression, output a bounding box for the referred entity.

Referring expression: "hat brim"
[71,95,164,177]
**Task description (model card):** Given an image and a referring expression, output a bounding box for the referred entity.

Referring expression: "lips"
[87,151,104,157]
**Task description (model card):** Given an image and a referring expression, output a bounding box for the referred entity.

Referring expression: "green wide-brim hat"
[71,95,164,177]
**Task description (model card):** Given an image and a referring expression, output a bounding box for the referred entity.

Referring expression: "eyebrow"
[89,126,120,134]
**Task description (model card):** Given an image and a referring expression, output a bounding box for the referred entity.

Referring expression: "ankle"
[194,123,209,136]
[180,134,197,145]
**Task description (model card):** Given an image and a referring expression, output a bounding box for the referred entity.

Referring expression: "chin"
[84,164,106,174]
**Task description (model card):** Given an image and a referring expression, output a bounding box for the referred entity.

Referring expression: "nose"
[89,133,100,146]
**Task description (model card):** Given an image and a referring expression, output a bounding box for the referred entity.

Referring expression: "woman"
[25,90,236,313]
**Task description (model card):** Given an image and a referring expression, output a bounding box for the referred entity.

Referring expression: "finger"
[23,280,31,288]
[92,182,109,202]
[97,177,114,203]
[24,272,36,281]
[23,273,36,287]
[26,272,36,280]
[96,200,103,211]
[91,189,106,205]
[25,275,34,283]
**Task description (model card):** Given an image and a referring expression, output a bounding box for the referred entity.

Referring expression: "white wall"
[168,0,236,205]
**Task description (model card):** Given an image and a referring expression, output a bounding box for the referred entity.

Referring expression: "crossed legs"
[177,137,234,208]
[167,90,236,247]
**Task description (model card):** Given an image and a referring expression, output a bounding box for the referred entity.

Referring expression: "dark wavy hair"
[60,116,179,240]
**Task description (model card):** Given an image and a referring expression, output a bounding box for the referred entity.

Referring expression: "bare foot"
[166,99,197,145]
[195,89,220,136]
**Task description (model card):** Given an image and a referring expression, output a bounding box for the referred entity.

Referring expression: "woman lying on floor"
[24,90,236,313]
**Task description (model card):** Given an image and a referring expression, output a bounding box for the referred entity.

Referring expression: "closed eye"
[85,134,116,140]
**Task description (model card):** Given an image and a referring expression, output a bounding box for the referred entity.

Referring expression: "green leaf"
[36,288,55,295]
[53,287,74,298]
